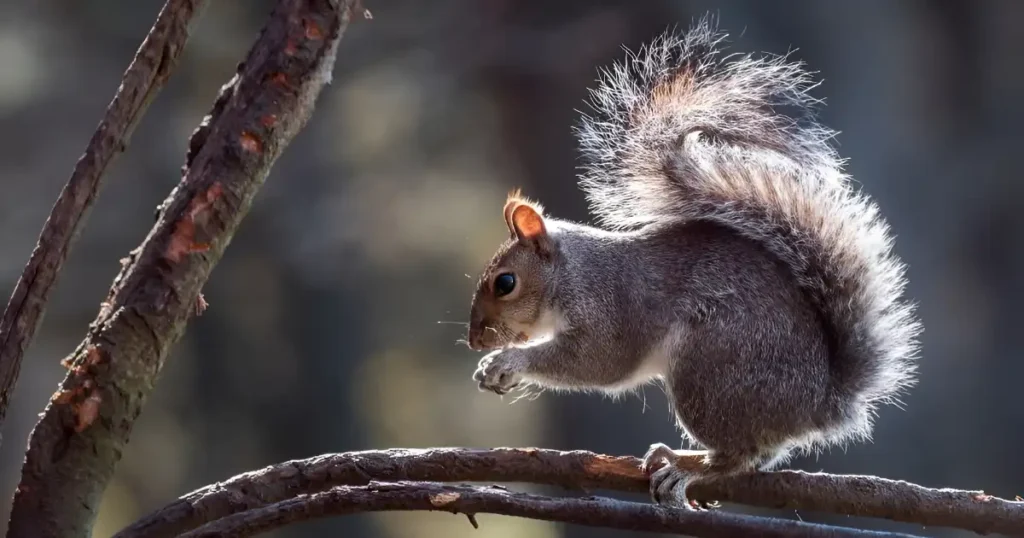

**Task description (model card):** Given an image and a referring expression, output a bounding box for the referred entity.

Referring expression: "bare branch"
[177,481,920,538]
[0,0,207,444]
[116,447,1024,538]
[6,1,365,537]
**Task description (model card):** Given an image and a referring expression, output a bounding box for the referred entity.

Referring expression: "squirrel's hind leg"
[642,443,777,510]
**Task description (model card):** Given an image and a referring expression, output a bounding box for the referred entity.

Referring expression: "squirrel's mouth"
[467,322,526,351]
[466,338,494,352]
[466,326,499,351]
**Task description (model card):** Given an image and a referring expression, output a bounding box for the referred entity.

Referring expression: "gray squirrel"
[466,19,921,509]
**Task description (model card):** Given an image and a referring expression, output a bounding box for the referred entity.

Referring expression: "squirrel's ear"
[502,198,519,238]
[510,203,552,255]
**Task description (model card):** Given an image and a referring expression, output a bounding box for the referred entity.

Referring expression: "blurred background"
[0,1,1022,537]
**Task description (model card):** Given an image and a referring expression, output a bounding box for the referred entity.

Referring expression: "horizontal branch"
[116,447,1024,538]
[178,481,918,538]
[0,0,207,444]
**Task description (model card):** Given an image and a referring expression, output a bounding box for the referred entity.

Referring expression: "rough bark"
[117,447,1024,538]
[0,0,207,445]
[6,1,364,537]
[178,481,920,538]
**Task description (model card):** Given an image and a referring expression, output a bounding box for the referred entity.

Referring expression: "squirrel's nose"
[467,327,484,351]
[468,313,487,350]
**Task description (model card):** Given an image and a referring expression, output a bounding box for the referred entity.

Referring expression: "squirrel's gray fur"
[468,17,921,507]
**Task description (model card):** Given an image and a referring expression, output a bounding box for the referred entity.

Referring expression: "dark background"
[0,1,1021,537]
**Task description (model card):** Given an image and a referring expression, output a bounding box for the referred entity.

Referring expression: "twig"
[115,447,1024,538]
[6,1,363,537]
[178,481,920,538]
[0,0,207,445]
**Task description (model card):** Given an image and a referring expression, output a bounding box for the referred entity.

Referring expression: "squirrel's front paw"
[473,349,524,395]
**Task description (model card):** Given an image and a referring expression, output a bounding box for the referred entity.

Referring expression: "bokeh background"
[1,1,1022,537]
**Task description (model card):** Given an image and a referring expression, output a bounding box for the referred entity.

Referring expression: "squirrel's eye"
[494,273,516,297]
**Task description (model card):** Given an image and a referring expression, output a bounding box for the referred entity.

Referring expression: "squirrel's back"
[576,19,921,445]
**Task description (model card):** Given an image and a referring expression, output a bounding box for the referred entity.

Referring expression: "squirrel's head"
[467,191,556,351]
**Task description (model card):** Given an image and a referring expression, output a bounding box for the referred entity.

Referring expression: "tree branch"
[0,0,207,445]
[177,481,920,538]
[6,1,365,537]
[116,447,1024,538]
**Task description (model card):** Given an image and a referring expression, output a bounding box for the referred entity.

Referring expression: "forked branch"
[0,0,207,444]
[6,1,365,537]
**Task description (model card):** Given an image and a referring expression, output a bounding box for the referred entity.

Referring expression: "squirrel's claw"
[693,499,720,510]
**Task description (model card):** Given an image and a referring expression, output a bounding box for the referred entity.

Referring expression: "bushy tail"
[576,18,921,442]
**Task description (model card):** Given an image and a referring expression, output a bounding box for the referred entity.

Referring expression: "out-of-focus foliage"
[0,1,1021,537]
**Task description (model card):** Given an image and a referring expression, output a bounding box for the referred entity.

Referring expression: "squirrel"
[465,18,921,509]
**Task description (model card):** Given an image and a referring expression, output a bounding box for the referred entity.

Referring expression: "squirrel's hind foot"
[641,443,718,510]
